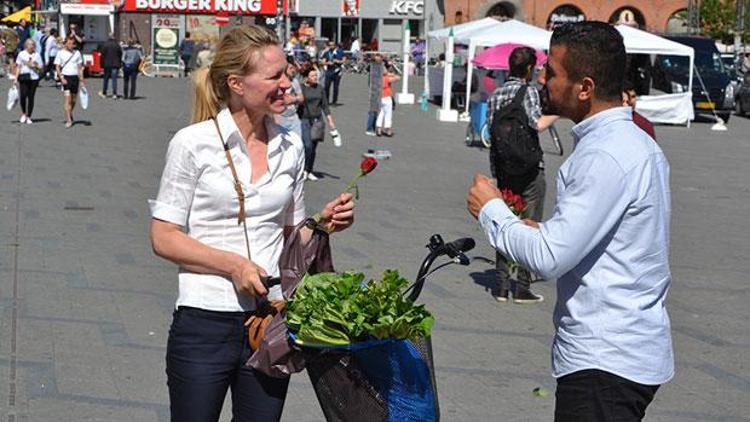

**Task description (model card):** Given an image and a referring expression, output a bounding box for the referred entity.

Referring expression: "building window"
[666,9,689,34]
[546,4,585,30]
[321,17,338,43]
[609,6,645,29]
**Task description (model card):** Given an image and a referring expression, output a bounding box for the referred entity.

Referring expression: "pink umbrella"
[472,43,548,70]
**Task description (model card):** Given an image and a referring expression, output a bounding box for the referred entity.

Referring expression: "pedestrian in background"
[14,38,43,124]
[149,24,354,422]
[179,32,195,77]
[321,41,344,104]
[44,29,60,82]
[375,65,399,137]
[121,38,143,100]
[2,25,20,77]
[486,46,558,303]
[278,60,303,139]
[68,23,84,51]
[365,53,384,136]
[99,33,122,99]
[622,80,655,141]
[55,35,85,128]
[299,66,338,181]
[15,19,30,56]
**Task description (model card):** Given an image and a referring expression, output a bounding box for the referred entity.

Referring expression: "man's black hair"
[550,21,626,101]
[622,80,635,93]
[509,46,537,78]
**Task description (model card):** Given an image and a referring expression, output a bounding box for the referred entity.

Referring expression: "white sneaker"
[306,172,319,181]
[26,117,33,124]
[20,115,27,124]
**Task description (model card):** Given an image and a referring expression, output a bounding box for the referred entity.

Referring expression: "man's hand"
[467,174,501,220]
[522,219,540,228]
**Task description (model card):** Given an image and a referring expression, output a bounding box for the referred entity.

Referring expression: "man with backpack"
[486,46,558,304]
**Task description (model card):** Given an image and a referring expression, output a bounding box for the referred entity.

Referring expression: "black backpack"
[489,85,542,176]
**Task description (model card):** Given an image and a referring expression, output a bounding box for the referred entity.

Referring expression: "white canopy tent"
[464,20,553,114]
[462,22,695,125]
[425,17,506,107]
[614,24,695,125]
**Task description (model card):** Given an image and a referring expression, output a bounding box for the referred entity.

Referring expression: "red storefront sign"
[122,0,277,15]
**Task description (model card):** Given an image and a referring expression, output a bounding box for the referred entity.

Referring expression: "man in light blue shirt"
[468,22,673,421]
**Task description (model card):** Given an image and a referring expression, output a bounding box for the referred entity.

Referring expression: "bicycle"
[305,234,478,422]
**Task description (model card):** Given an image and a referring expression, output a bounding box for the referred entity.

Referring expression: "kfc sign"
[389,0,423,15]
[123,0,276,14]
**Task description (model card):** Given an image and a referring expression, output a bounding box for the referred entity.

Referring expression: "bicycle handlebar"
[405,234,475,302]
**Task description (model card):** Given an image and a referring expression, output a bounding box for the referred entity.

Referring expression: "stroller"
[302,235,476,422]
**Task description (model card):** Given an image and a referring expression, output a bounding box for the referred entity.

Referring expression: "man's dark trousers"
[325,69,341,104]
[495,167,545,292]
[555,369,660,422]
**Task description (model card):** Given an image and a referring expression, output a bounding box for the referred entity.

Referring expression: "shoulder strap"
[510,84,528,108]
[212,117,253,260]
[60,50,76,69]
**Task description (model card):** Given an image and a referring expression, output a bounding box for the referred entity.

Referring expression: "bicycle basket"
[305,336,439,422]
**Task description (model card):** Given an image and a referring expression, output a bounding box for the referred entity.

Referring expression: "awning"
[1,6,32,22]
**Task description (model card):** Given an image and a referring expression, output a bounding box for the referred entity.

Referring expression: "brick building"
[445,0,690,33]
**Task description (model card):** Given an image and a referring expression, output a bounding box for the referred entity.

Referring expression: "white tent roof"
[615,24,694,57]
[428,18,501,43]
[469,19,553,50]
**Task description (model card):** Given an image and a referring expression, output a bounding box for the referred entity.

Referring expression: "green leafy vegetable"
[286,270,434,346]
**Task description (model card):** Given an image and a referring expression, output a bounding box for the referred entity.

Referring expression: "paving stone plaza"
[1,74,749,421]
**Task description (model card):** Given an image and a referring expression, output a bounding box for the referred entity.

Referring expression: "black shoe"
[493,288,510,303]
[513,289,544,304]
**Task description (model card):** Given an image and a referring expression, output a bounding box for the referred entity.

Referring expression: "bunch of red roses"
[500,188,527,217]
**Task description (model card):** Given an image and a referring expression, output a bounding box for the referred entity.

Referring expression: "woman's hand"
[319,192,355,233]
[230,258,269,298]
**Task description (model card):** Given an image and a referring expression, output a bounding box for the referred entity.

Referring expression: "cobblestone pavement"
[0,73,748,421]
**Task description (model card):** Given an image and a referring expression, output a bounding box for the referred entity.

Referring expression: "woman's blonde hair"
[191,25,279,123]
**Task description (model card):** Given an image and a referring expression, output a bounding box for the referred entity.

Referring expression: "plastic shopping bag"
[330,129,342,147]
[6,85,18,111]
[78,86,89,110]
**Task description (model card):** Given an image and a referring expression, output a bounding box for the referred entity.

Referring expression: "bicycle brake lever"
[260,276,282,289]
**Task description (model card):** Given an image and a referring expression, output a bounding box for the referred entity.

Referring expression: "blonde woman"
[149,25,355,422]
[14,39,43,124]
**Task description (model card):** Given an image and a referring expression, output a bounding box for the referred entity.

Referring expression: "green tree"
[700,0,735,43]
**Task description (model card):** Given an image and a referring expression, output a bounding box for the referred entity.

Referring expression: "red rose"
[360,157,378,175]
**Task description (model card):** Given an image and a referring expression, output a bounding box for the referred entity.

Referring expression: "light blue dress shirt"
[479,107,674,385]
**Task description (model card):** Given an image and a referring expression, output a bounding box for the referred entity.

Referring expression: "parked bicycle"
[468,118,564,156]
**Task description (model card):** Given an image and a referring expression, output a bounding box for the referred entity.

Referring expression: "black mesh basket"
[305,336,440,422]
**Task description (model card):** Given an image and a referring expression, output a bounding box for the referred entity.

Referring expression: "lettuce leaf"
[286,270,434,346]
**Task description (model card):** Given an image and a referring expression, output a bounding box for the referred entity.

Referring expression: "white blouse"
[149,108,306,312]
[15,50,44,80]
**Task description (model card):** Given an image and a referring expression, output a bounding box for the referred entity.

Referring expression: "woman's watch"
[305,213,333,233]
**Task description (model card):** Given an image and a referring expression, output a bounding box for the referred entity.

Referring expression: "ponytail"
[191,66,220,123]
